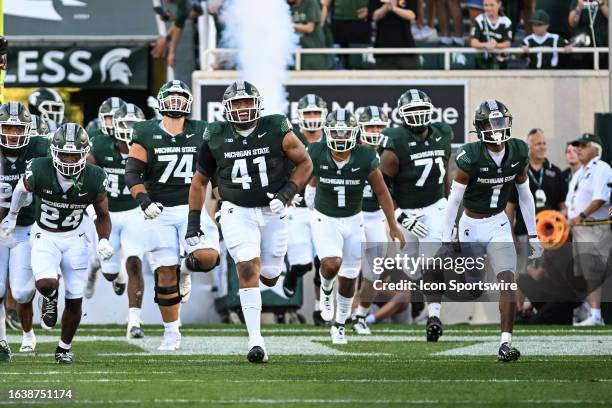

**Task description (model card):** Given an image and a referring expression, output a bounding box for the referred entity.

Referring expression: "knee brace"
[291,263,312,277]
[185,252,219,273]
[154,268,181,306]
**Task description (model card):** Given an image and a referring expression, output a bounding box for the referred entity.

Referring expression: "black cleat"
[247,346,268,363]
[41,292,59,330]
[112,280,126,296]
[282,272,298,298]
[312,310,330,327]
[128,326,145,339]
[0,340,12,363]
[497,342,521,362]
[426,316,443,342]
[55,348,74,365]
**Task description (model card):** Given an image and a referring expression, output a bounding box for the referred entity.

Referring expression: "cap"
[530,9,550,25]
[577,132,603,146]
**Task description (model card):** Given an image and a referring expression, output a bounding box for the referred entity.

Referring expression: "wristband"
[188,209,201,227]
[135,192,152,211]
[274,181,298,205]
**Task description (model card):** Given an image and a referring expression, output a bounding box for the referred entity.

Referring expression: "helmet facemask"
[113,115,143,144]
[51,144,90,177]
[223,96,262,125]
[99,112,116,135]
[399,102,433,130]
[158,91,193,118]
[0,122,31,150]
[360,123,386,146]
[298,108,327,131]
[39,100,65,124]
[325,125,358,152]
[479,113,512,145]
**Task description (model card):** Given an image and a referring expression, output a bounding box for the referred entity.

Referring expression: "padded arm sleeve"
[125,157,147,189]
[8,178,32,217]
[516,179,537,236]
[441,180,467,241]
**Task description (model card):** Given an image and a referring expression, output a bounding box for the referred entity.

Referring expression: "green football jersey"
[456,138,529,214]
[131,119,208,207]
[88,129,107,144]
[26,158,108,232]
[382,123,452,209]
[200,114,293,208]
[90,136,137,212]
[0,138,50,226]
[309,142,379,217]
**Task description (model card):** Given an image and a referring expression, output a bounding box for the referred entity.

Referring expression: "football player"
[88,103,147,338]
[188,81,312,362]
[380,89,452,342]
[307,109,404,344]
[352,106,390,335]
[282,94,327,325]
[89,97,126,143]
[441,99,543,362]
[27,87,65,131]
[0,123,113,364]
[29,115,50,138]
[0,102,49,359]
[126,80,220,351]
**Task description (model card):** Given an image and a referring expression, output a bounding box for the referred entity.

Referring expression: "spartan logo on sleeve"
[100,48,132,85]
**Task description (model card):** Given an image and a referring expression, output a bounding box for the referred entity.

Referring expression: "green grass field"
[2,324,612,407]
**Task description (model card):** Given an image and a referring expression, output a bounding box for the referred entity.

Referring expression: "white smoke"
[222,0,298,115]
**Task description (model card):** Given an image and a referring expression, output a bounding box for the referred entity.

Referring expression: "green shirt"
[291,0,332,70]
[309,141,379,217]
[90,136,137,212]
[455,138,529,214]
[198,114,293,208]
[523,33,569,69]
[0,138,50,227]
[88,129,107,145]
[333,0,368,20]
[382,123,452,209]
[26,158,108,232]
[131,119,208,207]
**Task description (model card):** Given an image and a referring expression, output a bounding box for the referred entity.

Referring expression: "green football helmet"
[297,93,327,131]
[50,123,90,177]
[324,109,359,152]
[0,101,32,150]
[222,80,263,124]
[98,97,126,135]
[113,103,145,144]
[28,87,65,125]
[157,80,193,118]
[358,106,389,146]
[29,114,50,138]
[474,99,512,145]
[397,89,433,129]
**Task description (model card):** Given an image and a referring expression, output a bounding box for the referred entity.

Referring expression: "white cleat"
[179,269,192,304]
[247,336,269,363]
[319,289,335,322]
[573,315,605,327]
[331,325,348,345]
[19,333,37,353]
[352,316,372,335]
[157,331,181,351]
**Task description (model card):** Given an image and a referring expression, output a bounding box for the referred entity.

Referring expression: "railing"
[201,47,609,71]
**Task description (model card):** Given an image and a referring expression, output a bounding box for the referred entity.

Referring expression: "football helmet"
[0,101,32,150]
[324,109,359,152]
[297,93,327,131]
[157,80,193,118]
[50,123,90,177]
[29,114,50,138]
[397,89,433,130]
[98,97,126,135]
[28,87,65,125]
[358,106,389,146]
[474,99,512,145]
[222,80,263,125]
[536,210,570,250]
[113,103,145,144]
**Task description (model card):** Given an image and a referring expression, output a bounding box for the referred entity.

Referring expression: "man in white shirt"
[565,133,612,326]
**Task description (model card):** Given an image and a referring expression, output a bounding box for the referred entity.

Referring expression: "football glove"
[291,194,304,207]
[305,185,316,209]
[266,192,285,213]
[136,193,163,220]
[97,238,114,261]
[399,213,429,239]
[528,235,544,259]
[266,181,298,214]
[0,212,17,238]
[185,210,204,246]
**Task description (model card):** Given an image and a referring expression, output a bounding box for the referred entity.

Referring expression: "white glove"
[97,238,114,261]
[305,185,316,209]
[291,194,304,207]
[528,236,544,259]
[266,192,285,214]
[0,213,17,238]
[143,202,164,220]
[401,214,429,239]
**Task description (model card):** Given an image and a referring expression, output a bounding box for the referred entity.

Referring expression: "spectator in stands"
[467,0,484,23]
[568,0,609,67]
[323,0,372,68]
[413,0,438,41]
[470,0,512,69]
[561,140,581,192]
[369,0,421,69]
[436,0,465,45]
[537,0,573,40]
[522,10,572,69]
[290,0,333,70]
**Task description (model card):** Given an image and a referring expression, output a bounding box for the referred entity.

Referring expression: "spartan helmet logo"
[100,48,132,85]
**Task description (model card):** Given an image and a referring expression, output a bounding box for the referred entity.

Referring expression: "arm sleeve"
[196,142,217,177]
[124,157,147,189]
[516,179,537,236]
[441,181,467,241]
[8,178,32,216]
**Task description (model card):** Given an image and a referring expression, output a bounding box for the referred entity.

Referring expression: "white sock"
[428,303,441,318]
[314,301,321,312]
[23,329,34,339]
[501,332,512,346]
[128,308,142,326]
[320,274,335,293]
[58,340,71,350]
[356,304,370,317]
[163,320,180,334]
[365,314,376,325]
[591,308,602,320]
[239,288,262,340]
[335,294,353,325]
[0,304,6,341]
